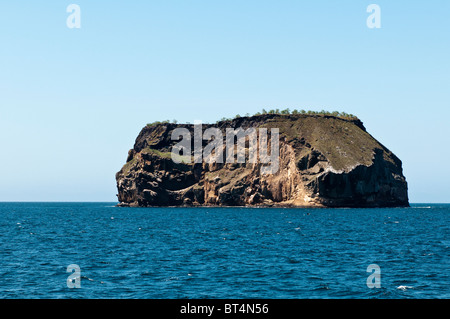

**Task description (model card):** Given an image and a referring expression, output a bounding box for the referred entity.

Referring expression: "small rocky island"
[116,112,409,208]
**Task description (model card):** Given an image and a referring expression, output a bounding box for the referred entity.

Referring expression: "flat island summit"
[116,111,409,208]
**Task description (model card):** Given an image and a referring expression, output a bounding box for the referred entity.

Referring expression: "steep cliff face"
[116,114,409,208]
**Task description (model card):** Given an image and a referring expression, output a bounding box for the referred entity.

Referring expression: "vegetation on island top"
[146,108,358,127]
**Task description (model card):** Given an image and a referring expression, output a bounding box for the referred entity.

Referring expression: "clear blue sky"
[0,1,448,202]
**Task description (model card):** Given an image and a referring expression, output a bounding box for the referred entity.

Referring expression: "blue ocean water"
[0,202,448,299]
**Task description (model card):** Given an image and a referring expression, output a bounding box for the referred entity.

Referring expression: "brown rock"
[116,114,409,208]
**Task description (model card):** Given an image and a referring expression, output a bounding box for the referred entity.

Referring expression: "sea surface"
[0,202,448,299]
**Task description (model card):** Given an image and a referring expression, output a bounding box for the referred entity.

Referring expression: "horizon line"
[0,201,448,205]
